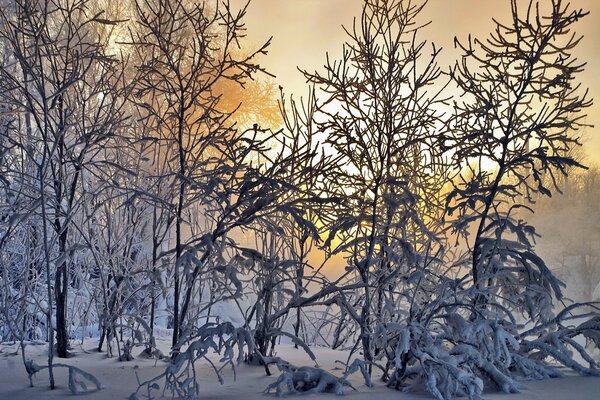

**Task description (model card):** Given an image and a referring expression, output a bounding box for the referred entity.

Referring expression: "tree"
[0,0,128,366]
[0,0,599,398]
[129,0,272,346]
[234,87,337,365]
[302,0,447,373]
[447,0,591,318]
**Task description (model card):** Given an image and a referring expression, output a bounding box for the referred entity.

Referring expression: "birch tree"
[0,0,128,366]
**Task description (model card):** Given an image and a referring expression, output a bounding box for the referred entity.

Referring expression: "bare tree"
[0,0,598,398]
[129,0,272,346]
[447,0,592,318]
[302,0,447,373]
[0,0,128,367]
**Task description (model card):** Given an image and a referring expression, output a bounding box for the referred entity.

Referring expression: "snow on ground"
[0,337,599,400]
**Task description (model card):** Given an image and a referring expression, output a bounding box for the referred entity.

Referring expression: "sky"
[231,0,600,164]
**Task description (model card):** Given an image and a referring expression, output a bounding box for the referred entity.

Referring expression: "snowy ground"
[0,337,599,400]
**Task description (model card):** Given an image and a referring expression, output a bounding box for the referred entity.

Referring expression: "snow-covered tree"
[0,0,128,388]
[300,0,448,375]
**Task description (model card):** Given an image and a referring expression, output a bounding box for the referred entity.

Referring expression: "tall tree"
[303,0,447,371]
[129,0,271,346]
[448,0,592,319]
[0,0,128,362]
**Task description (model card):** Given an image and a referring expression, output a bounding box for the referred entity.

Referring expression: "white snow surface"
[0,337,599,400]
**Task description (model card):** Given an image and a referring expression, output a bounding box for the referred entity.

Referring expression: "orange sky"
[232,0,600,163]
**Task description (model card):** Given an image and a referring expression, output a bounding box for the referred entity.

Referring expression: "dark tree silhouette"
[448,0,592,318]
[302,0,447,374]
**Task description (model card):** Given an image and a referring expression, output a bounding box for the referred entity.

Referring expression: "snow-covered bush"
[25,360,102,395]
[265,366,355,397]
[130,322,255,400]
[264,357,374,397]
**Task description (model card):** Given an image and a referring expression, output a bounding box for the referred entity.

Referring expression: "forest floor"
[0,336,599,399]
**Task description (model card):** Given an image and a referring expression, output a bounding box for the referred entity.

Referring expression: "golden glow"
[231,0,600,165]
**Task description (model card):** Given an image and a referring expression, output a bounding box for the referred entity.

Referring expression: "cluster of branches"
[0,0,328,390]
[266,0,600,398]
[0,0,598,399]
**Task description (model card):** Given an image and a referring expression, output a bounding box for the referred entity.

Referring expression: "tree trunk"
[55,231,69,358]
